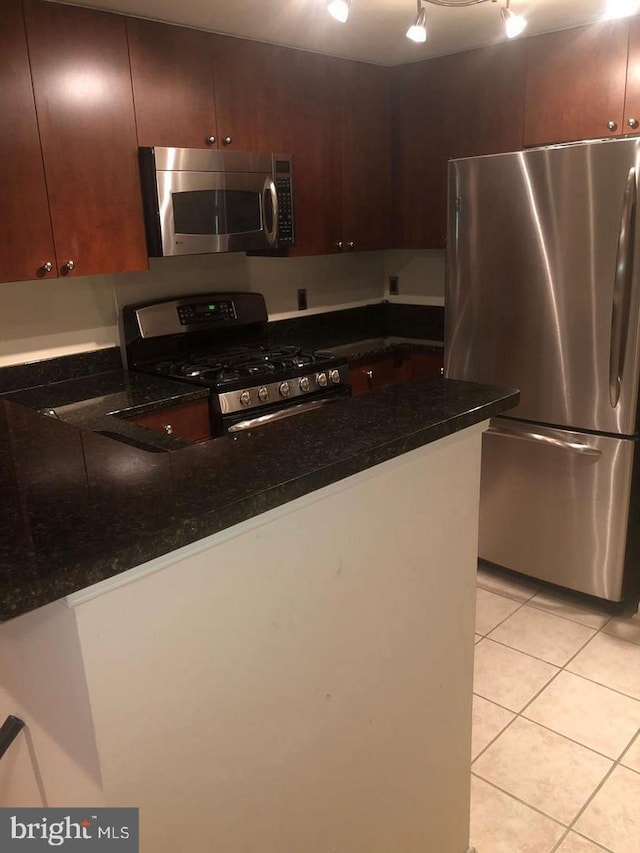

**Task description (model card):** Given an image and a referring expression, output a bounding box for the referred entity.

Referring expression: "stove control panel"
[218,364,350,416]
[177,299,236,326]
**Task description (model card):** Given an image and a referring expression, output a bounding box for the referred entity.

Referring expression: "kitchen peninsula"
[0,377,517,852]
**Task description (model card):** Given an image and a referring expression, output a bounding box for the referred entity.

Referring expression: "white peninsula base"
[0,422,487,853]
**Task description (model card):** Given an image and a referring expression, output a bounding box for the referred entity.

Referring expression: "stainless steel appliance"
[445,136,640,602]
[123,292,349,435]
[139,148,295,256]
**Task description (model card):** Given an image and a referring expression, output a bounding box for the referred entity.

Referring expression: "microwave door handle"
[263,177,279,247]
[609,166,637,407]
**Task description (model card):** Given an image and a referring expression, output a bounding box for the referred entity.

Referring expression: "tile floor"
[470,562,640,853]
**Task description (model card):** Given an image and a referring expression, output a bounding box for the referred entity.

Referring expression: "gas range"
[123,293,350,435]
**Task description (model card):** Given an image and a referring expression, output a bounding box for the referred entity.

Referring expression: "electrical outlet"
[388,276,399,295]
[297,288,307,311]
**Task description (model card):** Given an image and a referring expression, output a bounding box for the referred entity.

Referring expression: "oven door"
[156,169,278,255]
[216,388,350,434]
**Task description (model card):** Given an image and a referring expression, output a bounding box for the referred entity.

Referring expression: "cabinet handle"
[608,120,618,131]
[41,261,53,273]
[222,136,232,145]
[628,118,639,129]
[365,368,374,391]
[335,241,343,250]
[62,260,75,274]
[163,424,173,435]
[347,241,355,250]
[205,135,216,145]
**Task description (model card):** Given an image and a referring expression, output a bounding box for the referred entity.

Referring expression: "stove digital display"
[177,300,237,326]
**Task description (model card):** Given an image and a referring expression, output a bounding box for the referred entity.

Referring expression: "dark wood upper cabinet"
[212,35,291,152]
[624,16,640,131]
[127,18,218,149]
[523,21,629,147]
[0,0,57,284]
[23,0,148,278]
[339,60,391,253]
[286,51,343,256]
[391,40,525,250]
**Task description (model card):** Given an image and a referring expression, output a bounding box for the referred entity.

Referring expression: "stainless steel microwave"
[139,147,295,256]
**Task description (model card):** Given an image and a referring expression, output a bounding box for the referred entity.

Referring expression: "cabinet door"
[0,0,56,284]
[125,399,211,442]
[24,0,148,278]
[339,60,391,253]
[127,18,218,149]
[391,59,447,250]
[410,349,444,380]
[624,16,640,133]
[287,52,342,256]
[212,35,290,152]
[523,21,629,147]
[391,41,525,250]
[350,358,395,396]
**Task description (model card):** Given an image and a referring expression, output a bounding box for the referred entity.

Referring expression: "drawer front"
[479,417,635,601]
[127,398,211,442]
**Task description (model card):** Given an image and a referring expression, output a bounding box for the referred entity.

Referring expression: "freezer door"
[446,137,640,435]
[479,418,635,601]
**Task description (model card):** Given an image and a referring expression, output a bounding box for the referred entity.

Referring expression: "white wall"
[0,249,445,369]
[383,249,446,302]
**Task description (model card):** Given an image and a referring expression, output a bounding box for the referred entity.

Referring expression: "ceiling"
[55,0,632,66]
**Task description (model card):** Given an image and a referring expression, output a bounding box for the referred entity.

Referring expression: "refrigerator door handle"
[609,166,637,408]
[485,425,603,457]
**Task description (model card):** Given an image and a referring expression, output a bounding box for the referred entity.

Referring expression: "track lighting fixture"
[501,0,527,38]
[406,2,428,43]
[327,0,351,24]
[326,0,532,43]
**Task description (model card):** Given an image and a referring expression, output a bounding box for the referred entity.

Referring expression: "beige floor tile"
[476,588,522,635]
[472,717,612,825]
[473,639,559,712]
[574,766,640,853]
[527,590,611,630]
[487,605,596,666]
[469,775,565,853]
[523,670,640,759]
[477,562,540,602]
[603,610,640,646]
[555,832,609,852]
[568,633,640,701]
[621,732,640,773]
[471,695,515,760]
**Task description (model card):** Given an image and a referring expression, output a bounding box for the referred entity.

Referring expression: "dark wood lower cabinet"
[349,348,444,397]
[350,357,396,397]
[23,0,148,279]
[125,399,211,443]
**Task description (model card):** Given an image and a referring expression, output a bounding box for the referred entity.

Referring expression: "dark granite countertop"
[1,370,210,451]
[0,378,518,622]
[325,337,443,362]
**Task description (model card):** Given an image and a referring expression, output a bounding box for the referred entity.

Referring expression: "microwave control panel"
[274,157,295,248]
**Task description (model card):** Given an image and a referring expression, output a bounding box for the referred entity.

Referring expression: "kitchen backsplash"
[0,250,446,368]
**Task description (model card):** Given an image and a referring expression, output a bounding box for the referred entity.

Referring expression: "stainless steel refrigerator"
[445,137,640,602]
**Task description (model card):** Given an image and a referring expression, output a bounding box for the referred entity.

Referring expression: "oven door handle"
[263,176,279,247]
[228,397,340,433]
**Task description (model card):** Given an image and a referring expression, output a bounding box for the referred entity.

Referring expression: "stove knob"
[299,376,310,392]
[316,372,328,387]
[258,386,269,402]
[330,369,341,385]
[279,381,291,397]
[240,390,251,407]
